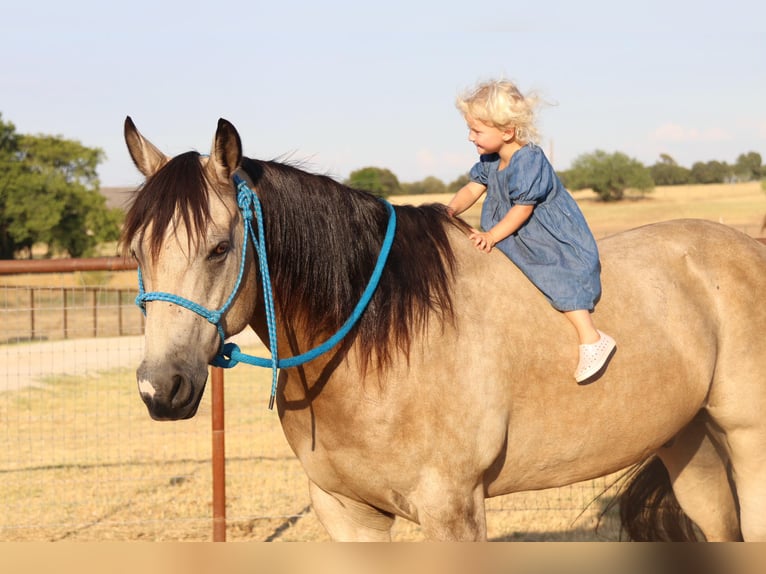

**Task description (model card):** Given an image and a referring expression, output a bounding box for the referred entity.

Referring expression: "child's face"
[465,115,512,155]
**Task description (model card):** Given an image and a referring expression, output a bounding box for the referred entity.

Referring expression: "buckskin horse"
[122,117,766,541]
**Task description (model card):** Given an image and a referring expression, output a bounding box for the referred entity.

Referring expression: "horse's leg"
[726,427,766,541]
[308,481,394,541]
[657,416,741,541]
[415,481,487,541]
[708,350,766,540]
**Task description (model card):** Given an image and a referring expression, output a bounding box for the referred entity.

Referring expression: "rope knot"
[211,342,241,369]
[237,193,254,221]
[235,177,256,222]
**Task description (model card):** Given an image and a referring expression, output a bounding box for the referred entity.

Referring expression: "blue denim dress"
[470,144,601,312]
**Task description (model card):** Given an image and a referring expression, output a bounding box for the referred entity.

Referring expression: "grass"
[0,358,313,541]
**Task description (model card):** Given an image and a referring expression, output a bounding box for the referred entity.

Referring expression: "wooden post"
[211,366,226,541]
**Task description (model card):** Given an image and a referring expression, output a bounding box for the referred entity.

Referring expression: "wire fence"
[0,271,625,541]
[1,285,144,343]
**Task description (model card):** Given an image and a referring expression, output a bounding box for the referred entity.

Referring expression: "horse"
[121,117,766,541]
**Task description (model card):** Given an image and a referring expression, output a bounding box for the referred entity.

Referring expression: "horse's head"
[122,117,258,420]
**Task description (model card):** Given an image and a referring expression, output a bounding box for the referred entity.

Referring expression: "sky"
[2,0,764,188]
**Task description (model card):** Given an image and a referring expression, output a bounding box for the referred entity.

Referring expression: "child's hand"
[469,230,496,253]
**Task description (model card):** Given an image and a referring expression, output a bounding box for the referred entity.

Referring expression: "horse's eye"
[210,241,230,259]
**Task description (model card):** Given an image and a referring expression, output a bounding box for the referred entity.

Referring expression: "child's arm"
[446,181,486,217]
[470,204,535,253]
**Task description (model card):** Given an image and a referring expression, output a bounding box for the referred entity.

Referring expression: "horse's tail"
[617,456,701,541]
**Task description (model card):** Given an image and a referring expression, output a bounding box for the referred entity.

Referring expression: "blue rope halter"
[136,173,397,409]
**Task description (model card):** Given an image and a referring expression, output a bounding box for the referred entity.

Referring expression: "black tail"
[618,457,701,541]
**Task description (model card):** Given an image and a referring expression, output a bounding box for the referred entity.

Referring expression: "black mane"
[121,151,215,259]
[122,154,464,368]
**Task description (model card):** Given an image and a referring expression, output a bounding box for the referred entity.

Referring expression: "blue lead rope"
[136,173,397,409]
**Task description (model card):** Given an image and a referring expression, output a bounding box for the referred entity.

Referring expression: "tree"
[561,150,653,201]
[447,174,471,194]
[650,154,691,186]
[345,167,401,198]
[0,117,22,257]
[689,160,731,184]
[0,114,121,259]
[734,151,762,181]
[400,176,447,195]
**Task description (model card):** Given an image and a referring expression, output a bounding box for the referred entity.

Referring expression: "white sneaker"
[574,331,616,383]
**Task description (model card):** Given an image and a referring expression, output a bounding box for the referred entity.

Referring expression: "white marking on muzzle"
[138,378,157,398]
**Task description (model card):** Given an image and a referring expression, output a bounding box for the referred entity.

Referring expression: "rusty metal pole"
[29,289,35,340]
[63,288,69,339]
[211,366,226,541]
[92,290,98,337]
[0,256,137,274]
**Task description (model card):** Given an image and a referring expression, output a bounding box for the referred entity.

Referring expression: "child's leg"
[563,309,600,345]
[563,309,616,383]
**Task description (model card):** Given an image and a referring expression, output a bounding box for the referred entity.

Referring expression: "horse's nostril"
[170,374,194,409]
[170,374,183,397]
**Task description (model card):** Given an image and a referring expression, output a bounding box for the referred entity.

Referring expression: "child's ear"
[503,127,516,142]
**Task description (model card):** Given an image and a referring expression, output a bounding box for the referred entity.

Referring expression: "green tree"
[0,117,22,257]
[400,176,447,195]
[0,114,121,259]
[689,160,731,184]
[734,151,762,181]
[650,154,691,186]
[345,167,401,198]
[447,173,470,194]
[562,150,654,201]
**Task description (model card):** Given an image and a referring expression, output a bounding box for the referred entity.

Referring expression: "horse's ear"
[124,116,169,178]
[211,118,242,182]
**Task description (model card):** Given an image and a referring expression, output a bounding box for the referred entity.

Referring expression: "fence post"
[118,289,124,336]
[29,289,35,341]
[63,288,69,339]
[91,290,98,337]
[211,366,226,541]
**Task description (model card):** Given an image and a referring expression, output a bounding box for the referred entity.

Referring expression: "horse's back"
[601,218,766,278]
[600,219,766,356]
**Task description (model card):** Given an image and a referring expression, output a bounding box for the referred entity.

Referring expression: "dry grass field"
[1,181,764,542]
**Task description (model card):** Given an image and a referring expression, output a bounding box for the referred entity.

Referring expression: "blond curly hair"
[456,79,541,144]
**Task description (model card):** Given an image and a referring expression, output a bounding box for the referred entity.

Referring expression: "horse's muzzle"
[136,360,207,421]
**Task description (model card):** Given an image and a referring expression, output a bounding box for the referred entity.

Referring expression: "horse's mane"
[121,151,217,259]
[121,153,466,368]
